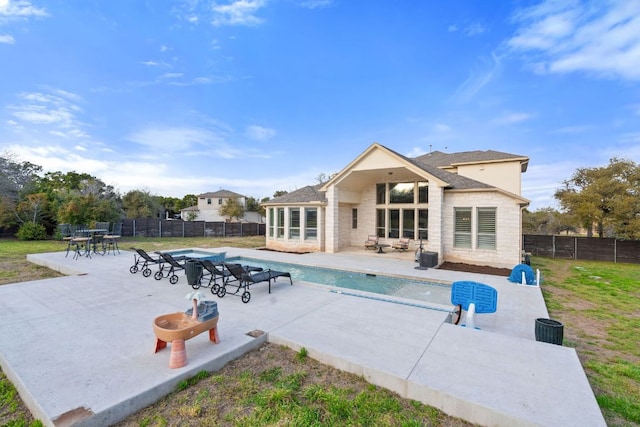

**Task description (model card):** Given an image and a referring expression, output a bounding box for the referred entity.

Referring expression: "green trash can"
[535,318,564,345]
[185,260,203,287]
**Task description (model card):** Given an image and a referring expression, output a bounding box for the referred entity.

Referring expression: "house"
[181,190,262,222]
[261,143,530,269]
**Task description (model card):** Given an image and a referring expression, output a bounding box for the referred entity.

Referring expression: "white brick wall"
[442,191,522,268]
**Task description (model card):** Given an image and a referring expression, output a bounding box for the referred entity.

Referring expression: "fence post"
[574,237,577,260]
[133,219,136,237]
[240,222,243,237]
[552,235,556,258]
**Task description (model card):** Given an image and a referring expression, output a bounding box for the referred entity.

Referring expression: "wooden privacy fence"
[121,219,266,238]
[523,234,640,264]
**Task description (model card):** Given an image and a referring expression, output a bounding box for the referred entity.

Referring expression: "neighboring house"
[261,143,530,269]
[181,190,263,222]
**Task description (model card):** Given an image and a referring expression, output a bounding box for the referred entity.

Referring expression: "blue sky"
[1,0,639,210]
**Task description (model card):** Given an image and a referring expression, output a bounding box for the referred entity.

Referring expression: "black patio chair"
[129,248,164,277]
[215,262,292,303]
[154,252,187,284]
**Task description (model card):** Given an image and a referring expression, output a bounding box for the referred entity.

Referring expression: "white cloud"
[245,124,275,141]
[433,123,451,133]
[300,0,334,9]
[6,89,89,138]
[159,72,183,79]
[452,51,503,103]
[0,34,14,43]
[210,0,267,26]
[0,0,47,23]
[493,112,535,125]
[448,24,458,32]
[127,126,225,152]
[508,0,640,80]
[552,125,594,134]
[464,22,486,37]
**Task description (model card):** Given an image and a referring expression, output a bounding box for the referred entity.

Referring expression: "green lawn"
[533,257,640,426]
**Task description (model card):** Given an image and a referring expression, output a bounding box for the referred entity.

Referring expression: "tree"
[219,198,244,221]
[522,208,578,235]
[273,190,288,198]
[0,153,42,228]
[555,158,640,238]
[245,196,260,212]
[122,190,162,219]
[55,176,122,226]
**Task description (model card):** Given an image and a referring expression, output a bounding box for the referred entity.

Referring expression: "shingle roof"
[265,145,524,204]
[267,184,326,204]
[383,145,494,190]
[413,150,527,167]
[198,189,245,198]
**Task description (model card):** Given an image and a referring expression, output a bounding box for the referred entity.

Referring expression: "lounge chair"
[154,252,187,284]
[130,248,164,277]
[215,262,292,303]
[392,237,410,251]
[364,234,378,250]
[192,259,232,294]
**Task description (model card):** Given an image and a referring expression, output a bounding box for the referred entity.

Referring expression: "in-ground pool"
[165,249,226,262]
[226,256,452,306]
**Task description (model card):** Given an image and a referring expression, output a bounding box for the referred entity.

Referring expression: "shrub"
[16,223,48,241]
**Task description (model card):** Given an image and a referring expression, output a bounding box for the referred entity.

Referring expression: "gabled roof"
[414,150,529,172]
[264,143,528,204]
[198,189,245,199]
[265,184,326,205]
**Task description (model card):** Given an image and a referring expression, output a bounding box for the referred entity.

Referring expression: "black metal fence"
[121,219,266,238]
[523,234,640,264]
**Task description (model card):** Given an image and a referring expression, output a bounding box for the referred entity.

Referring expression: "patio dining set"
[60,222,122,259]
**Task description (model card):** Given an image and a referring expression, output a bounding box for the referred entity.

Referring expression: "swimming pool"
[166,249,226,262]
[226,256,452,306]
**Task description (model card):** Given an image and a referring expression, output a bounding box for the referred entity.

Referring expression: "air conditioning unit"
[419,251,438,268]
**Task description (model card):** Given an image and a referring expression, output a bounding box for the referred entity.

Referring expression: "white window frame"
[477,207,497,250]
[454,207,472,248]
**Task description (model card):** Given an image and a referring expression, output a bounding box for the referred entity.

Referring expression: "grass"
[533,257,640,426]
[1,237,639,425]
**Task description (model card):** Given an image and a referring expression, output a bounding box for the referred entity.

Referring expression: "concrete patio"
[0,246,605,426]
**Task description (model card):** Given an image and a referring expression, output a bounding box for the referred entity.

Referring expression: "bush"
[16,223,48,241]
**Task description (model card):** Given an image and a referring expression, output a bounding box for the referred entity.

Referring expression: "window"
[477,208,496,249]
[402,209,415,239]
[268,208,274,237]
[454,208,472,248]
[389,182,414,203]
[305,208,317,240]
[418,182,428,203]
[352,208,357,229]
[376,209,385,237]
[218,198,223,205]
[276,208,284,238]
[418,209,428,240]
[376,183,386,204]
[207,198,212,205]
[289,208,300,239]
[388,209,400,238]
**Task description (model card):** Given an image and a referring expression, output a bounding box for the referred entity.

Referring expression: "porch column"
[324,186,339,253]
[428,180,444,258]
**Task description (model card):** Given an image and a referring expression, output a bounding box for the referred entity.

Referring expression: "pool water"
[227,256,452,306]
[166,249,226,262]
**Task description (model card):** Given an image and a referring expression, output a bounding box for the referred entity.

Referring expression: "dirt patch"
[438,262,512,276]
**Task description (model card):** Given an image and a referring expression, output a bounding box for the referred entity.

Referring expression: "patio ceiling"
[335,167,427,192]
